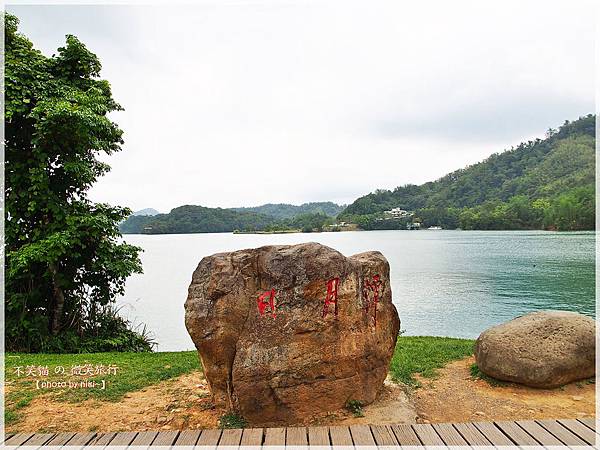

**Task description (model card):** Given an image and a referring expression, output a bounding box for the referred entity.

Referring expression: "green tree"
[545,186,595,231]
[5,14,145,352]
[458,208,478,230]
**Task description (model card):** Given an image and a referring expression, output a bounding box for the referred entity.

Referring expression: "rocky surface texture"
[474,311,595,388]
[185,242,400,424]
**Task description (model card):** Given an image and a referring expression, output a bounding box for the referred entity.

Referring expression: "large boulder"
[474,311,595,388]
[185,242,400,424]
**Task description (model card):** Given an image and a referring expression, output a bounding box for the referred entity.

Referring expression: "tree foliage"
[233,202,344,220]
[120,205,275,234]
[265,213,334,233]
[5,14,146,352]
[340,115,595,231]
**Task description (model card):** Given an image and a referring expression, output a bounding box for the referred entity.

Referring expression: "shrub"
[219,412,247,429]
[346,399,364,417]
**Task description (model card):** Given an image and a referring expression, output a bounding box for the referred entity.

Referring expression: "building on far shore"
[384,207,413,218]
[324,221,352,231]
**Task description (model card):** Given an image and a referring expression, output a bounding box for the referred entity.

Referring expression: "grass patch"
[389,336,474,386]
[5,409,19,425]
[5,351,200,425]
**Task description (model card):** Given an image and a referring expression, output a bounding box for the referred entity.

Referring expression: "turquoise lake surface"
[118,230,595,351]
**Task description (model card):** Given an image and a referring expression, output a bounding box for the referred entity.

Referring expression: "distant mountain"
[120,205,274,234]
[339,114,595,231]
[119,116,595,234]
[132,208,159,216]
[120,202,344,234]
[233,202,344,220]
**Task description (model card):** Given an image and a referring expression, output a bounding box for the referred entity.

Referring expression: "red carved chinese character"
[322,277,340,318]
[362,274,383,326]
[257,289,277,318]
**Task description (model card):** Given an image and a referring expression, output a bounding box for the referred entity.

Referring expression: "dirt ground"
[310,378,418,427]
[7,372,417,432]
[8,356,595,432]
[7,372,221,433]
[412,356,595,423]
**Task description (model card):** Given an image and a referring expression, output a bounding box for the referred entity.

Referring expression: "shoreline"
[120,229,595,236]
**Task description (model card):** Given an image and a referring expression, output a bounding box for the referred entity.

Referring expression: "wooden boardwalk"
[4,418,596,447]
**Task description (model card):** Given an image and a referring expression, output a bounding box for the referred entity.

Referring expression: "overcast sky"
[9,0,596,212]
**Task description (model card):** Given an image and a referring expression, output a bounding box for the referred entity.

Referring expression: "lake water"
[117,230,595,351]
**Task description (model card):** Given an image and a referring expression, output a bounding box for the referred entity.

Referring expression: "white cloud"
[9,0,595,212]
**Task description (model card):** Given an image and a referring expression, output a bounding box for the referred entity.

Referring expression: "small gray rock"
[474,311,595,388]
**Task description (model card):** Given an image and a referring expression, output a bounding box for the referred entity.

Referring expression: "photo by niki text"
[12,364,120,391]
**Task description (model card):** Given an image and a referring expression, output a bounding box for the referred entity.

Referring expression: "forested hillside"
[120,205,273,234]
[233,202,343,219]
[120,203,342,234]
[339,115,595,231]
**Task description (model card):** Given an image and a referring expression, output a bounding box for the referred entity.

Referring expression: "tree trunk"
[49,262,65,335]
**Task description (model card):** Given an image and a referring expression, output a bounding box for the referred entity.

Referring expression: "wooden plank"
[349,425,375,446]
[5,433,35,446]
[21,421,595,449]
[328,426,353,446]
[219,428,243,446]
[173,429,202,446]
[494,421,539,445]
[63,432,97,446]
[432,423,468,445]
[537,419,588,446]
[152,430,180,446]
[196,428,222,448]
[4,433,15,441]
[452,422,492,446]
[579,417,596,431]
[516,420,563,446]
[308,426,329,446]
[45,432,77,446]
[370,425,398,446]
[240,428,263,446]
[88,432,117,446]
[390,424,421,446]
[129,431,158,446]
[559,419,597,445]
[263,427,285,446]
[472,422,514,446]
[286,427,308,446]
[412,424,444,446]
[17,433,55,447]
[107,431,138,446]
